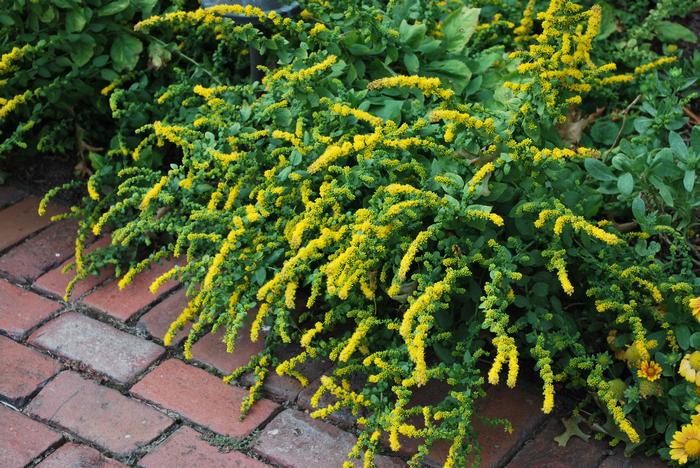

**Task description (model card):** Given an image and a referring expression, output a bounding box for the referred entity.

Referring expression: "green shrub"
[37,0,700,466]
[0,0,196,181]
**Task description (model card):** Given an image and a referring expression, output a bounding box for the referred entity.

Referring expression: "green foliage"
[0,0,195,181]
[26,0,700,466]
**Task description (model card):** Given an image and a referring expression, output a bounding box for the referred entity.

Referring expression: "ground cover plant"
[14,0,700,465]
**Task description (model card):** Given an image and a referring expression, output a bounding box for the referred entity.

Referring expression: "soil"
[4,152,85,206]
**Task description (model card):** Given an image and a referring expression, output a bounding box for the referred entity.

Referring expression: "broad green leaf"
[403,52,419,74]
[584,158,616,181]
[684,170,696,192]
[655,21,697,43]
[442,7,480,54]
[617,172,634,195]
[632,195,646,223]
[590,120,619,145]
[66,9,87,33]
[98,0,130,16]
[111,33,143,71]
[398,20,426,47]
[70,37,95,66]
[669,131,688,157]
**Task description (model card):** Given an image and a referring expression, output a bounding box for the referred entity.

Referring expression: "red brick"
[27,371,174,457]
[192,327,264,375]
[82,259,180,322]
[138,426,268,468]
[29,312,164,385]
[137,289,190,344]
[192,329,329,403]
[37,443,126,468]
[0,197,64,251]
[33,237,113,300]
[0,279,61,339]
[243,345,331,403]
[505,418,607,468]
[0,405,61,466]
[598,450,668,468]
[253,409,405,468]
[0,220,79,283]
[131,359,278,437]
[0,185,27,208]
[0,335,60,404]
[297,375,361,429]
[426,384,549,467]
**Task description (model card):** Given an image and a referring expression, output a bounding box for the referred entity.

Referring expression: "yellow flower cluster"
[507,1,632,112]
[139,176,168,210]
[309,22,327,36]
[368,75,454,100]
[135,5,275,32]
[634,56,677,75]
[0,90,31,121]
[330,102,384,127]
[263,54,337,87]
[535,208,621,245]
[488,335,519,388]
[513,0,536,42]
[429,109,496,133]
[531,146,598,162]
[0,44,31,75]
[466,162,495,194]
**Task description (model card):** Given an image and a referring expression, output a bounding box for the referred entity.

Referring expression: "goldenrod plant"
[33,0,700,466]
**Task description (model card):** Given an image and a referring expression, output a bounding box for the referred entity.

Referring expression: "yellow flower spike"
[398,228,434,282]
[300,322,323,348]
[465,163,497,195]
[506,347,519,388]
[368,75,454,100]
[0,91,31,121]
[139,176,168,211]
[635,56,677,75]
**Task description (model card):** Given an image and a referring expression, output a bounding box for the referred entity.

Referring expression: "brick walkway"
[0,187,664,468]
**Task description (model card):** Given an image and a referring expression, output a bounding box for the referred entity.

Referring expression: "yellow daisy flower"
[679,352,700,386]
[637,360,662,382]
[692,405,700,426]
[690,297,700,321]
[670,424,700,465]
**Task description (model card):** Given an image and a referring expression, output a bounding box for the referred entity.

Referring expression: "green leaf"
[584,158,616,182]
[655,21,697,43]
[676,325,691,349]
[442,7,480,54]
[617,172,634,195]
[631,195,646,223]
[684,170,696,192]
[254,267,266,285]
[66,9,87,33]
[398,20,426,47]
[98,0,130,16]
[427,59,470,78]
[590,120,618,145]
[532,282,549,297]
[690,332,700,349]
[633,117,653,134]
[403,52,419,75]
[669,131,688,157]
[70,37,96,66]
[111,33,143,71]
[148,41,171,69]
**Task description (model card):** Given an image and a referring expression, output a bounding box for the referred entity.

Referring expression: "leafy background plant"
[3,0,700,466]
